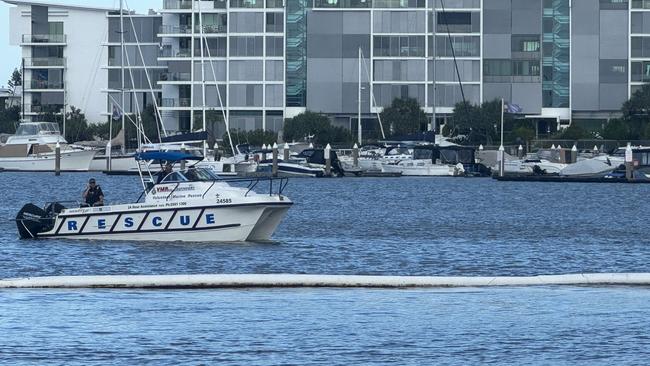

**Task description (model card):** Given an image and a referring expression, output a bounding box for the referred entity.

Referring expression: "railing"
[22,34,66,43]
[161,98,192,107]
[159,46,192,58]
[160,72,192,82]
[314,0,371,8]
[23,57,66,67]
[163,0,192,9]
[159,25,192,34]
[194,24,227,34]
[29,80,65,90]
[23,104,64,114]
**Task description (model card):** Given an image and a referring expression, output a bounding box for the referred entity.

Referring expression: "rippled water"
[1,172,649,364]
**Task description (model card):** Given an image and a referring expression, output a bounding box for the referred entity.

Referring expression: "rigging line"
[439,0,468,116]
[199,3,236,157]
[359,48,386,140]
[108,93,142,131]
[81,26,108,114]
[124,0,165,141]
[121,33,151,148]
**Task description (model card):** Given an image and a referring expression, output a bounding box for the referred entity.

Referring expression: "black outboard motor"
[16,203,57,239]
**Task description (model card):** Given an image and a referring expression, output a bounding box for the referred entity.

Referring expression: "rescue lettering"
[180,215,191,226]
[68,221,77,231]
[152,217,163,227]
[206,214,215,225]
[98,219,106,229]
[124,217,134,228]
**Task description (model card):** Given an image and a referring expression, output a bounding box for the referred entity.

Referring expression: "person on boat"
[156,163,173,184]
[185,166,199,181]
[83,178,104,207]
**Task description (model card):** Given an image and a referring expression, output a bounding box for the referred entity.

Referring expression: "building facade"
[5,0,648,136]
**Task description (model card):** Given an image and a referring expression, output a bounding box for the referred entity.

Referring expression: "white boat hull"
[381,162,454,176]
[0,150,96,172]
[89,155,137,172]
[31,202,291,242]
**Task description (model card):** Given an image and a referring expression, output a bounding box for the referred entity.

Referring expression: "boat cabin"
[5,122,66,146]
[158,167,221,183]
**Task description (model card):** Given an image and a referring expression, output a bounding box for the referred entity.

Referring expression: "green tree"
[227,129,278,147]
[602,118,632,141]
[60,106,91,143]
[555,124,591,140]
[448,99,506,145]
[618,84,650,139]
[7,68,21,93]
[0,105,20,134]
[379,97,428,137]
[283,111,352,145]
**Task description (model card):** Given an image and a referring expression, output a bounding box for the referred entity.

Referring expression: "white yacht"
[503,158,567,175]
[0,122,96,171]
[16,151,292,242]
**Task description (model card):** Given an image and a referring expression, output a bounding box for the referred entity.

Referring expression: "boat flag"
[112,104,122,121]
[504,102,523,114]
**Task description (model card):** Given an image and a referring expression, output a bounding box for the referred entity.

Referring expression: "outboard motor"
[15,203,56,239]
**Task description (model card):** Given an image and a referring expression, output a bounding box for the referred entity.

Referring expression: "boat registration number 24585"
[57,209,225,236]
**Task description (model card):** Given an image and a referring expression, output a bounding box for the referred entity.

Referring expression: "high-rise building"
[4,0,647,137]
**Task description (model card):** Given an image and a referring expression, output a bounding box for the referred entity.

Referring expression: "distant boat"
[0,122,96,172]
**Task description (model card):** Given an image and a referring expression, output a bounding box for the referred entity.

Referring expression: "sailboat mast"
[358,47,362,146]
[198,0,208,156]
[431,0,436,134]
[120,0,126,155]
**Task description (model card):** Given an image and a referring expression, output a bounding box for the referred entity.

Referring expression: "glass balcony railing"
[162,98,192,107]
[160,72,192,82]
[163,0,193,9]
[195,24,227,34]
[24,57,66,67]
[23,104,64,114]
[22,34,66,43]
[159,25,192,34]
[314,0,371,8]
[159,47,192,58]
[29,80,65,90]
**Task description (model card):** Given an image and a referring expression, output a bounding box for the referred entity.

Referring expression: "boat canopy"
[135,151,203,162]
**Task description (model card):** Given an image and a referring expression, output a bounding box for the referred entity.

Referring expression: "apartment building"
[5,0,648,136]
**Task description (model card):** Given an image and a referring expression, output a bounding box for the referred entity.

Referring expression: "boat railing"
[137,176,290,203]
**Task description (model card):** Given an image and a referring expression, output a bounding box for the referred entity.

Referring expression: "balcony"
[23,104,64,114]
[195,24,227,34]
[29,80,65,90]
[159,25,192,34]
[163,0,193,9]
[159,46,192,58]
[21,34,67,44]
[160,72,192,82]
[24,57,66,68]
[162,98,192,107]
[313,0,371,8]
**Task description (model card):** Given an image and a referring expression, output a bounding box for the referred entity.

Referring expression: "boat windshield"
[15,122,60,136]
[161,168,220,183]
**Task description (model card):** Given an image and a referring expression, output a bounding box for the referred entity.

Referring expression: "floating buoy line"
[2,273,650,289]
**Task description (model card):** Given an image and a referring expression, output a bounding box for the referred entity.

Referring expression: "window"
[266,13,283,32]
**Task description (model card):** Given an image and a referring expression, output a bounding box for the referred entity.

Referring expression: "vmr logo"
[156,186,171,193]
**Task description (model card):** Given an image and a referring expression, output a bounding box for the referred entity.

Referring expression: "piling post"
[213,142,220,161]
[180,143,186,170]
[309,143,314,149]
[55,141,61,176]
[557,145,564,163]
[261,144,267,161]
[518,145,524,159]
[498,145,505,177]
[478,144,484,151]
[353,143,359,168]
[283,143,290,161]
[272,143,279,177]
[593,145,599,156]
[325,143,332,177]
[625,143,634,180]
[570,144,578,163]
[105,141,112,171]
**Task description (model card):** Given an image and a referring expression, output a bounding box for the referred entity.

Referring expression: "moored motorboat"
[0,122,96,171]
[15,151,292,242]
